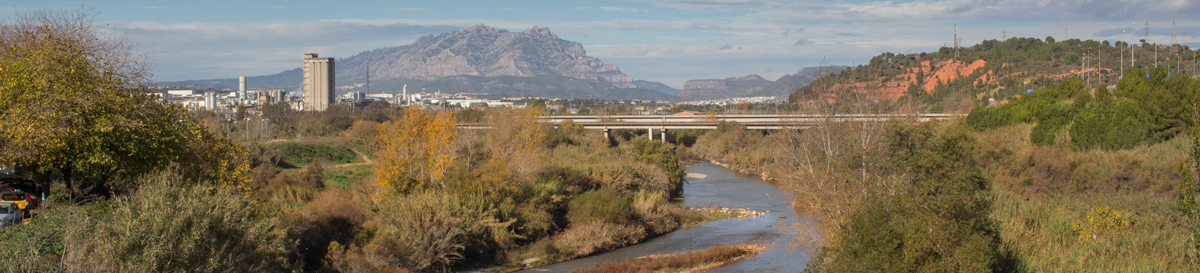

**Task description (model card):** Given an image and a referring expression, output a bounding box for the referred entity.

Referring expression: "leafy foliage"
[568,187,638,227]
[966,67,1200,151]
[374,107,457,193]
[828,127,1001,272]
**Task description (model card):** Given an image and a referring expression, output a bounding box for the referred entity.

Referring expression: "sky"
[3,0,1199,88]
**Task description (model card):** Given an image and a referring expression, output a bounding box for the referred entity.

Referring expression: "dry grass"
[973,122,1194,272]
[993,189,1191,272]
[571,244,766,273]
[973,123,1187,198]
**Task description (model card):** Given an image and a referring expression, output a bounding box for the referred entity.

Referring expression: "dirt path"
[330,150,372,168]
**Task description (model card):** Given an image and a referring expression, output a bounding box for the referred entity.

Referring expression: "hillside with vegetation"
[792,36,1198,113]
[688,38,1200,271]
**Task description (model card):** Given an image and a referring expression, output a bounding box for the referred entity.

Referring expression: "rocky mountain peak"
[338,24,634,88]
[461,24,503,35]
[523,25,559,39]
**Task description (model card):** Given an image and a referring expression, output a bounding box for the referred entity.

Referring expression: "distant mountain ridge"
[633,80,681,96]
[679,74,771,100]
[164,24,686,100]
[338,24,636,88]
[676,66,848,101]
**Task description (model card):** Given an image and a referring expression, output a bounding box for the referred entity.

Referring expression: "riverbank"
[518,162,809,272]
[492,196,768,272]
[572,244,767,273]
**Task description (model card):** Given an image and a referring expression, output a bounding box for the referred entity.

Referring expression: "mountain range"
[163,24,828,101]
[677,66,848,101]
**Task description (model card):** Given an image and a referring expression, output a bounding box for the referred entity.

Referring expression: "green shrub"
[629,138,685,196]
[829,128,1001,272]
[1070,98,1150,150]
[568,187,637,227]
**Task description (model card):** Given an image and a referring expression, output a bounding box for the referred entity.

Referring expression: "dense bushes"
[967,68,1200,151]
[568,187,637,226]
[827,128,1001,272]
[326,191,515,272]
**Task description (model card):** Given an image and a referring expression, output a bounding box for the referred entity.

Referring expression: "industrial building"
[302,53,335,111]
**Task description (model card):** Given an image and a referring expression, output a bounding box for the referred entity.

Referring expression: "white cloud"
[597,6,642,12]
[107,20,459,81]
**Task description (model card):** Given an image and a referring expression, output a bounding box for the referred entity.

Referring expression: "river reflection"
[521,162,810,273]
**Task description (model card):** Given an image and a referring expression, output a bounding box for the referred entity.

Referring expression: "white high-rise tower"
[302,53,335,111]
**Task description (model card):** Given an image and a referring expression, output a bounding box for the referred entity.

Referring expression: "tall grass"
[70,170,293,272]
[992,189,1191,271]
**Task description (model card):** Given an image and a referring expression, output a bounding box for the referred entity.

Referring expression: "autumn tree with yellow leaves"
[0,9,252,197]
[374,107,458,193]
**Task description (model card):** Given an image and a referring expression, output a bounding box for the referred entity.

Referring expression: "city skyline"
[5,0,1199,88]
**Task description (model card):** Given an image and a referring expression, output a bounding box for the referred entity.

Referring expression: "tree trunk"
[62,165,75,201]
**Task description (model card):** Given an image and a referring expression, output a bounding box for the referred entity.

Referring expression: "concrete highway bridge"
[459,113,962,141]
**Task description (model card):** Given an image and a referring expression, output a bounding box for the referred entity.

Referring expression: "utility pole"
[1121,31,1125,78]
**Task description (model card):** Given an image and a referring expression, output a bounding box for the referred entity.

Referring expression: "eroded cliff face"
[678,74,771,100]
[338,24,635,88]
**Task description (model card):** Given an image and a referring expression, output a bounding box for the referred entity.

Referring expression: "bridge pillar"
[661,128,667,143]
[648,128,653,140]
[603,128,611,144]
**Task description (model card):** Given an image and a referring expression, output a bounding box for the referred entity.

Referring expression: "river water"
[521,162,810,272]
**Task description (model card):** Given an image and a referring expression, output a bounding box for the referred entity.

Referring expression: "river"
[521,162,811,272]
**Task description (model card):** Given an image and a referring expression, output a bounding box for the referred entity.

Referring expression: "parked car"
[0,191,30,210]
[0,202,23,227]
[0,175,40,210]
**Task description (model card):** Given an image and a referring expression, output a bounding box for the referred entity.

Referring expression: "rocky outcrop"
[678,74,771,100]
[338,24,636,88]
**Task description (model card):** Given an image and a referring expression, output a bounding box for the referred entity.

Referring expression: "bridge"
[459,113,962,142]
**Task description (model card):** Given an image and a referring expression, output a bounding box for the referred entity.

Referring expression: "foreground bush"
[325,191,515,272]
[826,128,1001,272]
[71,171,292,272]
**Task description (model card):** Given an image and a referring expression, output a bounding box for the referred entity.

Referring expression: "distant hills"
[788,37,1191,113]
[164,24,845,101]
[163,68,302,92]
[677,66,847,100]
[165,24,680,101]
[633,80,681,96]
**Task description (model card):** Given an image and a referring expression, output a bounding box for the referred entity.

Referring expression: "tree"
[777,60,905,257]
[0,9,198,197]
[374,107,457,193]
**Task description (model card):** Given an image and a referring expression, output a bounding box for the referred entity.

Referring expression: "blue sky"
[4,0,1198,88]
